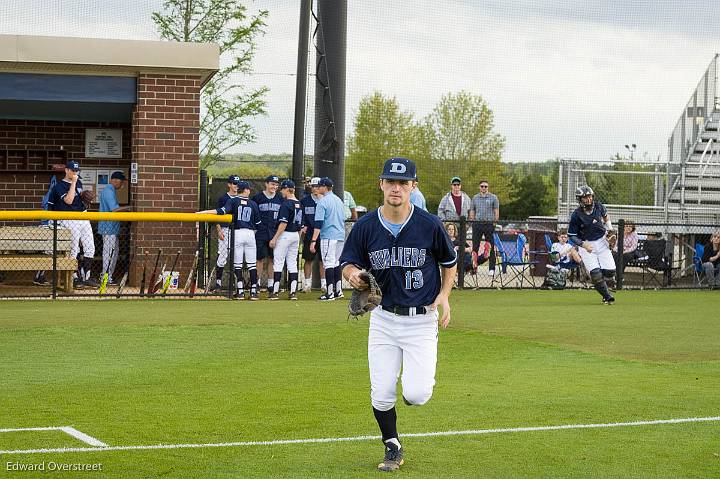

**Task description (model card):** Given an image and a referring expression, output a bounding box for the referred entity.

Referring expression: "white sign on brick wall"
[85,129,122,158]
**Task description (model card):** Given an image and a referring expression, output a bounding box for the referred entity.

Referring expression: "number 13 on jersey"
[405,270,423,290]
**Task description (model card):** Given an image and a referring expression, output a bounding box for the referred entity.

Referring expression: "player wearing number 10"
[340,157,457,472]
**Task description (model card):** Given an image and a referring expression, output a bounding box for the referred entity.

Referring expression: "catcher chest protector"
[542,268,566,290]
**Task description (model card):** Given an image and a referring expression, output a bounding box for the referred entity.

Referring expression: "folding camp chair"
[492,233,538,288]
[635,239,673,287]
[693,243,705,287]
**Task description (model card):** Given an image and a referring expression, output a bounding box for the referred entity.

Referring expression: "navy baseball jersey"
[568,202,608,243]
[216,196,261,230]
[340,207,457,308]
[216,193,236,226]
[47,179,86,212]
[251,191,283,240]
[300,194,318,234]
[278,198,303,233]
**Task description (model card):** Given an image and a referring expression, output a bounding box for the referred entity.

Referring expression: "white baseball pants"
[59,219,95,259]
[320,238,344,268]
[232,229,257,268]
[368,306,439,411]
[217,226,229,267]
[578,236,615,271]
[273,231,300,273]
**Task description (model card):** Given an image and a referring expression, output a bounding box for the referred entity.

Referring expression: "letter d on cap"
[390,162,407,174]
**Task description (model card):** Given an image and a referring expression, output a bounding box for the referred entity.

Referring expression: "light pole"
[625,144,637,202]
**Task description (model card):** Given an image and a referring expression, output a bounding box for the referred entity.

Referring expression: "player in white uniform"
[47,160,97,289]
[340,158,457,472]
[198,181,261,300]
[210,175,240,291]
[269,179,303,300]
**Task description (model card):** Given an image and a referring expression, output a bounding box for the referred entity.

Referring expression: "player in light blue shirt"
[410,186,427,211]
[310,177,347,300]
[98,172,129,284]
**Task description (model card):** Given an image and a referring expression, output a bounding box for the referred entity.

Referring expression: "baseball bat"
[116,271,128,298]
[139,251,148,296]
[150,261,166,295]
[204,265,217,294]
[98,245,114,296]
[184,250,199,293]
[162,251,181,296]
[146,250,162,295]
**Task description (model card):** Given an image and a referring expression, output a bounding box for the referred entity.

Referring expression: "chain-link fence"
[444,217,720,290]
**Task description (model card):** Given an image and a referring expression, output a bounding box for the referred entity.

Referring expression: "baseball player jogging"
[268,180,303,300]
[568,185,616,304]
[210,175,241,291]
[47,160,98,289]
[340,157,457,472]
[252,175,283,294]
[198,180,261,299]
[310,177,346,301]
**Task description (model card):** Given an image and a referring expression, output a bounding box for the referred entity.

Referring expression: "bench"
[0,226,77,292]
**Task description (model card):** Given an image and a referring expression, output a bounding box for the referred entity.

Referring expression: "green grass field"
[1,290,719,478]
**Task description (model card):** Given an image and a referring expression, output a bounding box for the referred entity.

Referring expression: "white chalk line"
[59,427,108,447]
[1,416,718,455]
[0,426,108,447]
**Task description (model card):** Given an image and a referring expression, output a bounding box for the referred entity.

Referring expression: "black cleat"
[249,292,259,301]
[602,296,615,305]
[234,290,245,300]
[288,292,297,301]
[268,292,279,301]
[335,291,344,299]
[84,278,99,288]
[209,282,222,292]
[377,441,404,472]
[318,293,335,301]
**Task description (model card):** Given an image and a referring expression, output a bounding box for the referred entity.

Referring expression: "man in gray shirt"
[470,180,499,275]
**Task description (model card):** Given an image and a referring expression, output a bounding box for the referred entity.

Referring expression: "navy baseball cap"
[379,157,417,181]
[227,174,241,184]
[451,176,462,184]
[236,180,251,191]
[65,160,81,171]
[319,177,333,187]
[310,177,321,186]
[280,179,295,189]
[265,175,280,184]
[110,171,126,180]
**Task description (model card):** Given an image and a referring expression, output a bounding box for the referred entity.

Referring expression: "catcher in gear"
[347,270,382,318]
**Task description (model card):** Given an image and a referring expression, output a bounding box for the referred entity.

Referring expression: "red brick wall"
[131,74,202,280]
[0,120,132,210]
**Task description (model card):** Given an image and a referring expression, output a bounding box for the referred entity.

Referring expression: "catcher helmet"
[575,185,594,211]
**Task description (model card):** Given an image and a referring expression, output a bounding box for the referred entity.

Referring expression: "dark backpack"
[542,267,566,290]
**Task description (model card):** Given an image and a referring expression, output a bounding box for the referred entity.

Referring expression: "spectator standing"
[343,190,358,221]
[437,177,472,221]
[470,180,499,275]
[701,231,720,289]
[410,185,427,211]
[98,172,130,285]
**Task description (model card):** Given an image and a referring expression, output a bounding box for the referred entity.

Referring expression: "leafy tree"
[503,174,556,220]
[345,93,430,208]
[421,91,511,211]
[153,0,268,169]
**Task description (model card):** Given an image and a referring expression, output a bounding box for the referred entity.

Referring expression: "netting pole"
[52,220,58,300]
[616,219,625,290]
[198,169,208,290]
[227,226,235,299]
[458,217,467,289]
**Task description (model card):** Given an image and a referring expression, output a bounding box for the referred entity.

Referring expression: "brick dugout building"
[0,34,218,284]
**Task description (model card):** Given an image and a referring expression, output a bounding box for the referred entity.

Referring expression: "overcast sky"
[2,0,718,162]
